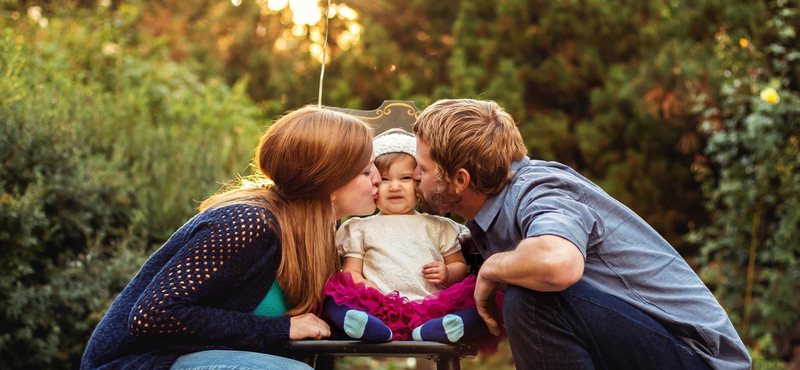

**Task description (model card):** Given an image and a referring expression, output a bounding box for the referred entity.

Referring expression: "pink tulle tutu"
[323,272,506,353]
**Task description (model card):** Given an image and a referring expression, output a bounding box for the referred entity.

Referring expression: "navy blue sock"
[323,296,392,342]
[412,308,487,343]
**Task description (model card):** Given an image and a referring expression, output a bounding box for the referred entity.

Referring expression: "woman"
[81,106,381,370]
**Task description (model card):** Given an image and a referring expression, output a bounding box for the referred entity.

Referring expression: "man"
[411,99,750,369]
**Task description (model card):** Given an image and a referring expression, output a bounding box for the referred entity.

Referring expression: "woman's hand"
[422,261,449,285]
[289,313,331,340]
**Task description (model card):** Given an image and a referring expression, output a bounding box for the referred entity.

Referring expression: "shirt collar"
[471,157,532,231]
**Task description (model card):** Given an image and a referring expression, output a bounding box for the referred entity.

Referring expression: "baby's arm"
[422,251,468,287]
[342,257,382,292]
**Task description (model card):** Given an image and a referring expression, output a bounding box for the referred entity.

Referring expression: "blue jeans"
[502,282,712,370]
[170,350,312,370]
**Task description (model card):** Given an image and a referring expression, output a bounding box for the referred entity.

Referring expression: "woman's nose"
[370,164,380,186]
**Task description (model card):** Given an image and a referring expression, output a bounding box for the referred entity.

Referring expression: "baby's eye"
[401,177,413,181]
[381,178,389,182]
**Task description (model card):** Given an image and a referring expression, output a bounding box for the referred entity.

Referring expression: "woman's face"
[331,156,380,219]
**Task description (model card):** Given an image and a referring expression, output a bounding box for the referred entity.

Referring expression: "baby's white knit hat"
[373,128,416,158]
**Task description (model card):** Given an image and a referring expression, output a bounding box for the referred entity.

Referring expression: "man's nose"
[412,165,421,180]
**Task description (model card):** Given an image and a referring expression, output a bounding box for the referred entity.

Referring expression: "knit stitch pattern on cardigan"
[81,204,291,370]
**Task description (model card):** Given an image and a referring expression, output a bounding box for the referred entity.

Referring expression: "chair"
[278,340,478,370]
[327,100,421,133]
[281,101,484,369]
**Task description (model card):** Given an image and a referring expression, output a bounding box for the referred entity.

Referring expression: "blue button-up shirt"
[466,157,750,370]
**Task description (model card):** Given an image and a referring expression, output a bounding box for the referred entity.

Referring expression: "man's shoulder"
[508,160,588,200]
[517,160,584,182]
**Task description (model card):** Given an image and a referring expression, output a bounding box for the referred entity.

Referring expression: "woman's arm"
[342,257,381,292]
[128,206,328,351]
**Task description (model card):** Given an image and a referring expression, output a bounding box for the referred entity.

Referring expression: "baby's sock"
[412,308,487,343]
[323,296,392,342]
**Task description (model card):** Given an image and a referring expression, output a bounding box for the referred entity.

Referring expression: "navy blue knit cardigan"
[81,204,292,370]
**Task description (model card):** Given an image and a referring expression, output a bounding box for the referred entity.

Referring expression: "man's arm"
[479,234,584,292]
[474,234,584,336]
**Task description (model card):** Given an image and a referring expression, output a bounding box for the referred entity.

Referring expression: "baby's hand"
[422,261,449,285]
[363,280,382,293]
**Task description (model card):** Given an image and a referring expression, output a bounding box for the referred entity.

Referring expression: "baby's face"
[376,155,418,215]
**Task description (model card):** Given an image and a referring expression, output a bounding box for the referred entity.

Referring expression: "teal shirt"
[253,280,289,317]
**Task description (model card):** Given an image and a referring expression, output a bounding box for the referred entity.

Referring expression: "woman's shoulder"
[195,203,279,237]
[189,204,282,263]
[200,203,275,223]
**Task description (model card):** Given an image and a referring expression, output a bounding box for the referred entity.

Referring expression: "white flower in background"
[27,6,42,22]
[103,42,121,56]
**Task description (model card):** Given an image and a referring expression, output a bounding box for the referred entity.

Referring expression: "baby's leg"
[323,296,392,342]
[412,308,487,343]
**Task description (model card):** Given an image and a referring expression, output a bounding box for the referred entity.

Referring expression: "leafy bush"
[0,4,265,368]
[690,1,800,366]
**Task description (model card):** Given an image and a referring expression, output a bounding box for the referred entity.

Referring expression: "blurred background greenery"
[0,0,797,369]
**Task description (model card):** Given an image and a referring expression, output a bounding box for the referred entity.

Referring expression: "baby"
[323,129,502,351]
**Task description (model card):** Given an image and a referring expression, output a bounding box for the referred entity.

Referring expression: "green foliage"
[291,0,767,251]
[689,0,800,365]
[0,4,264,368]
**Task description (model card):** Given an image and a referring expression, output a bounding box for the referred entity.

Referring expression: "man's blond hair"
[413,99,527,195]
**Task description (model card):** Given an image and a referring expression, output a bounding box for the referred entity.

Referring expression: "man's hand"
[289,313,331,340]
[475,272,501,336]
[422,261,449,285]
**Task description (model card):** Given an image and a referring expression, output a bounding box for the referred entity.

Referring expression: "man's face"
[413,139,462,214]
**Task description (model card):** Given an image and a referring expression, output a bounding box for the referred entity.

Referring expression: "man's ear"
[453,168,471,194]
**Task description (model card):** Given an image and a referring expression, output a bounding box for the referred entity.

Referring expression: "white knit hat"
[373,128,416,158]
